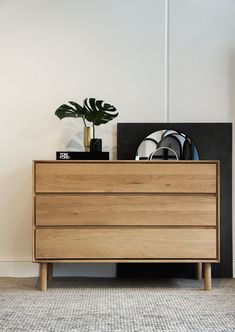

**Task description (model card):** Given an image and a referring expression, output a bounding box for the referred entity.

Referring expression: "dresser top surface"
[33,160,220,164]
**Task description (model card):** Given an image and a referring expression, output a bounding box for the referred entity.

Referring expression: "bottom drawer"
[35,228,217,260]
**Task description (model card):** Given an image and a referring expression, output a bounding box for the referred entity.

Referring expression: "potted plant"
[83,98,118,152]
[55,98,118,152]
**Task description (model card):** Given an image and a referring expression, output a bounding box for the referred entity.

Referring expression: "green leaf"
[84,98,118,127]
[96,100,103,110]
[69,101,86,115]
[88,98,97,111]
[55,101,86,120]
[55,104,77,120]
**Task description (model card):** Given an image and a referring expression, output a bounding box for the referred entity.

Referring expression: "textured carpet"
[0,278,234,332]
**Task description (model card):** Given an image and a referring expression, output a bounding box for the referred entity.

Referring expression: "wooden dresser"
[33,160,220,291]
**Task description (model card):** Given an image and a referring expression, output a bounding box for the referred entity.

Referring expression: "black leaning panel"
[117,123,232,278]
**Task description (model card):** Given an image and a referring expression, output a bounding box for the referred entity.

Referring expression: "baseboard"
[0,262,39,277]
[0,262,117,278]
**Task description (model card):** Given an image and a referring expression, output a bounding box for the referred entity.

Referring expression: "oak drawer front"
[36,194,217,226]
[35,162,217,193]
[35,228,217,259]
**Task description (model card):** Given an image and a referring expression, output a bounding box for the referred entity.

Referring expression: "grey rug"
[0,278,234,332]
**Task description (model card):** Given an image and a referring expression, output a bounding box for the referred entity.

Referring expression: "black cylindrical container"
[90,138,102,152]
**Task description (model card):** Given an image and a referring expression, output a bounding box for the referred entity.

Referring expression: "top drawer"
[34,161,217,193]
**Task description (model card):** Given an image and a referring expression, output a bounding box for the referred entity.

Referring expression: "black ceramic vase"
[90,138,102,152]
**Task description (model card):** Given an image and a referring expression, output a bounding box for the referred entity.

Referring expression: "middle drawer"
[35,194,216,226]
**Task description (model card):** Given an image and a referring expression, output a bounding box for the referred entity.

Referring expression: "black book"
[56,151,109,160]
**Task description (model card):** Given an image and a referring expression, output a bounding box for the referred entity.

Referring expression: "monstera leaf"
[55,101,87,125]
[55,98,118,137]
[84,98,118,126]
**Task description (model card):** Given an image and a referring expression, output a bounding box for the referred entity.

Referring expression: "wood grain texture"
[36,194,216,226]
[32,162,35,262]
[39,263,47,291]
[216,161,220,262]
[34,259,219,263]
[33,159,220,289]
[35,228,217,260]
[35,162,217,193]
[204,263,212,291]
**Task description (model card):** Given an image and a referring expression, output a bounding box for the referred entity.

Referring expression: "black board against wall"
[117,123,232,278]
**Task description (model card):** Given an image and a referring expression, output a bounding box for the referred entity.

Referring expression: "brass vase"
[83,127,93,152]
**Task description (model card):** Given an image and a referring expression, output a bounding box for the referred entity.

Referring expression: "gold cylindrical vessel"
[84,127,93,152]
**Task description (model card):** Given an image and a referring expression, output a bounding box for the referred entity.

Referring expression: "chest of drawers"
[33,160,220,291]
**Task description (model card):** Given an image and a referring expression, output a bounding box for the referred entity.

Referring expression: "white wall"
[169,0,235,122]
[168,0,235,274]
[0,0,165,277]
[0,0,234,277]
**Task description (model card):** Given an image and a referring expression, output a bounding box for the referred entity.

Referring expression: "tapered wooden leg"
[204,263,211,291]
[196,263,202,280]
[47,263,53,281]
[40,263,48,291]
